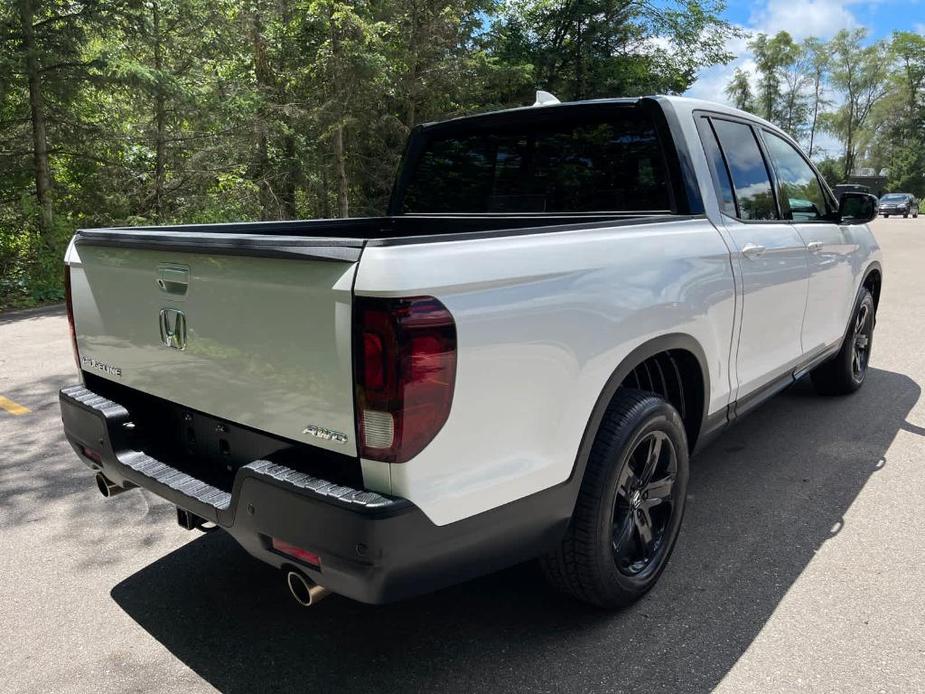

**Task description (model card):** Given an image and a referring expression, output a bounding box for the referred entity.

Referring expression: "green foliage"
[815,157,846,189]
[726,29,925,197]
[0,0,747,309]
[749,32,799,122]
[886,145,925,198]
[493,0,738,100]
[725,67,753,111]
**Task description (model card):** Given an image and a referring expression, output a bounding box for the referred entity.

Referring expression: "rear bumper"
[60,384,572,604]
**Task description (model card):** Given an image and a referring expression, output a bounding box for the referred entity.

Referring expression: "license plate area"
[81,372,365,492]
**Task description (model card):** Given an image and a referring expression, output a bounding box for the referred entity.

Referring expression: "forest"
[0,1,922,310]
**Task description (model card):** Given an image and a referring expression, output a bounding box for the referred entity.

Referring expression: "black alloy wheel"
[611,431,679,577]
[541,389,689,608]
[811,288,875,395]
[850,299,873,383]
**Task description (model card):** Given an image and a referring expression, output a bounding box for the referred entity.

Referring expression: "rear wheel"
[541,389,689,608]
[811,289,875,395]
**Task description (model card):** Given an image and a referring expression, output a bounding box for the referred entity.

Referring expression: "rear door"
[68,236,359,456]
[760,129,856,353]
[701,116,810,399]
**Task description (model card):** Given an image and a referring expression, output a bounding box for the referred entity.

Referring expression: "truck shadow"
[110,367,919,693]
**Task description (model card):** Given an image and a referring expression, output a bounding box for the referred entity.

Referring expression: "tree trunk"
[574,16,583,100]
[333,124,349,218]
[249,1,275,219]
[405,0,419,129]
[20,0,53,233]
[807,73,821,158]
[152,1,166,223]
[278,0,297,219]
[329,4,349,217]
[281,133,297,219]
[844,105,855,180]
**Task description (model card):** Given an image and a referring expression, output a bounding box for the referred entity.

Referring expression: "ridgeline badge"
[80,356,122,377]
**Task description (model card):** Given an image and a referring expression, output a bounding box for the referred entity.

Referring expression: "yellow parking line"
[0,395,31,416]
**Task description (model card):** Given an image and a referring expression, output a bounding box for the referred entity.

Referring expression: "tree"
[1,0,106,237]
[725,67,753,111]
[778,41,809,137]
[825,30,889,179]
[748,31,801,126]
[494,0,738,100]
[890,31,925,138]
[0,0,749,308]
[802,37,830,158]
[871,32,925,197]
[815,157,844,188]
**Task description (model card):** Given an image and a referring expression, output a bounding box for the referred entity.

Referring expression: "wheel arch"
[861,261,882,310]
[568,333,711,488]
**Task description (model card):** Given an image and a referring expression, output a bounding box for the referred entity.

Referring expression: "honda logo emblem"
[159,308,187,350]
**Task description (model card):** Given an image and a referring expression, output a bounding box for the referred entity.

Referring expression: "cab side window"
[711,119,778,221]
[762,132,830,222]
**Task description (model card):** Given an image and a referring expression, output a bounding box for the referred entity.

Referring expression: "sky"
[685,0,925,105]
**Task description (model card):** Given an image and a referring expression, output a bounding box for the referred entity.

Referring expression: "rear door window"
[696,117,737,217]
[711,119,779,221]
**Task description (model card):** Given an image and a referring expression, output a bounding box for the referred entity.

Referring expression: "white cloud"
[685,34,754,103]
[750,0,860,40]
[685,0,864,115]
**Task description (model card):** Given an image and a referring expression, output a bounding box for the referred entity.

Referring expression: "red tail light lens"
[64,265,80,368]
[354,296,457,463]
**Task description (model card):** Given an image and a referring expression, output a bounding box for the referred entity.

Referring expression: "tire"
[811,289,875,395]
[904,212,909,219]
[884,215,890,218]
[541,389,689,608]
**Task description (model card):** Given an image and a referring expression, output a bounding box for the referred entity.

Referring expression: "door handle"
[741,243,766,259]
[156,264,190,297]
[807,241,823,253]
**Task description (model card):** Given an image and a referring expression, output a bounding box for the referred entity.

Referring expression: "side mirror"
[838,192,878,224]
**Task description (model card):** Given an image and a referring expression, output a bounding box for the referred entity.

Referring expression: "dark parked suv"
[879,193,919,218]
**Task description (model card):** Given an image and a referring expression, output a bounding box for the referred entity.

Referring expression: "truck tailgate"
[68,237,360,457]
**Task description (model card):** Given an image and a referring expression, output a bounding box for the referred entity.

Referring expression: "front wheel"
[811,289,875,395]
[541,389,689,608]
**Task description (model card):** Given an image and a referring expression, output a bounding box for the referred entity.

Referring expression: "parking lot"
[1,217,924,693]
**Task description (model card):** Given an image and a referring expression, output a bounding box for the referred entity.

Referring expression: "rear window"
[399,109,671,214]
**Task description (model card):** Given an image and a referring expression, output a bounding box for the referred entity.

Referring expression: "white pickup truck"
[60,96,882,608]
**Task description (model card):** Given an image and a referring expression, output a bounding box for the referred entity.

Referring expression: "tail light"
[65,265,80,368]
[354,296,457,463]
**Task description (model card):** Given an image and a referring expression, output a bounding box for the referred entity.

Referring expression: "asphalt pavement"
[1,218,923,693]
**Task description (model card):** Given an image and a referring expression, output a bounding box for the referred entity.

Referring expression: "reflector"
[271,538,321,568]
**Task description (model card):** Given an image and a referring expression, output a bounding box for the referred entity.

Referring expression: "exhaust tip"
[286,570,330,607]
[95,472,126,498]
